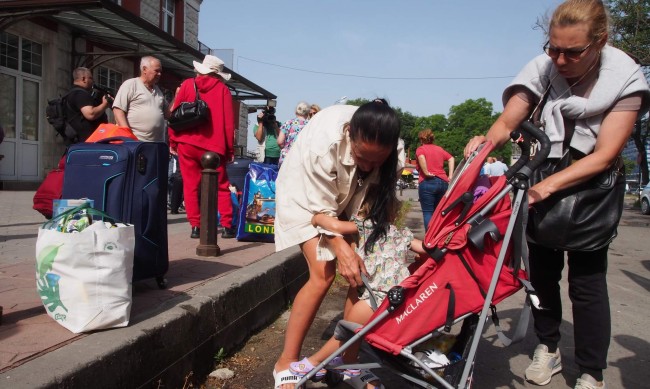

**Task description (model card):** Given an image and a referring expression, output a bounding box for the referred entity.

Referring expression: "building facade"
[0,0,274,187]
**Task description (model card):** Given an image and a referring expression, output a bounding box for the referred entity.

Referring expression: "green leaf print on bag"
[37,273,68,313]
[35,244,68,314]
[36,244,62,278]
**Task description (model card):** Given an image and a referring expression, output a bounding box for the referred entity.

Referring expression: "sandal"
[289,357,327,381]
[342,369,385,389]
[273,368,302,389]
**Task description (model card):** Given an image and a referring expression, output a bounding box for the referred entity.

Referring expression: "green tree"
[607,0,650,184]
[345,98,371,107]
[442,98,502,160]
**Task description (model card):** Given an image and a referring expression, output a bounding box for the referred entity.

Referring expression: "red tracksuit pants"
[176,143,233,229]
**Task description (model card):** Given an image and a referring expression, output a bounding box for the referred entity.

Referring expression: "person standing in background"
[277,101,310,167]
[416,129,454,229]
[254,107,281,165]
[308,104,321,119]
[112,56,171,142]
[65,67,111,143]
[487,156,509,177]
[169,55,236,239]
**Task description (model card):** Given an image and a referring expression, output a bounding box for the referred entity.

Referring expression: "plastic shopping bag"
[236,162,278,242]
[35,204,135,333]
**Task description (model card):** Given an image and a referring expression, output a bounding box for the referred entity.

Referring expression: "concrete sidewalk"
[0,189,307,388]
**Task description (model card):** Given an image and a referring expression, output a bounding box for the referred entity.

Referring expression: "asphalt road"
[205,190,650,388]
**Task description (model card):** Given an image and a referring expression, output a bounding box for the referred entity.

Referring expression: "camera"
[261,106,276,124]
[91,84,115,106]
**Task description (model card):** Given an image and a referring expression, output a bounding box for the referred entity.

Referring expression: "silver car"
[641,183,650,215]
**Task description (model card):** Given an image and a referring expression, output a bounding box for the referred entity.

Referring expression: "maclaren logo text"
[395,282,439,324]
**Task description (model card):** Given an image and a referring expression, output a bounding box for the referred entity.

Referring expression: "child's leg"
[309,300,374,364]
[291,300,381,388]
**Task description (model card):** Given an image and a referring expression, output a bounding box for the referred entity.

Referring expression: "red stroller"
[295,123,551,388]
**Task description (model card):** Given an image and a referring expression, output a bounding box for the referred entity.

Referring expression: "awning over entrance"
[0,0,276,102]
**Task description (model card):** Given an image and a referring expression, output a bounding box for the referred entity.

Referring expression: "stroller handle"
[505,121,551,179]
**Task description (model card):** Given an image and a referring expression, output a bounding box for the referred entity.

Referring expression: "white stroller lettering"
[396,282,439,324]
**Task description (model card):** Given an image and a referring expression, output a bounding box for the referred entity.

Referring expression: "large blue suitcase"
[62,138,169,287]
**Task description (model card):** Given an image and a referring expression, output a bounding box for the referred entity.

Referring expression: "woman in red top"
[415,129,454,229]
[169,55,236,239]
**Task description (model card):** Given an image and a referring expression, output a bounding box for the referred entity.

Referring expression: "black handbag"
[168,79,209,132]
[526,150,625,251]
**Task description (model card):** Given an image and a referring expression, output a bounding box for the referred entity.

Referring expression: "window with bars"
[162,0,175,35]
[0,31,42,76]
[97,66,123,94]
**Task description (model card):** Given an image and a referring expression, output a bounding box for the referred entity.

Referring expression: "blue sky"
[198,0,563,148]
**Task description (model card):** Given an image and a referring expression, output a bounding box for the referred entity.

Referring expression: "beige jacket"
[274,104,404,258]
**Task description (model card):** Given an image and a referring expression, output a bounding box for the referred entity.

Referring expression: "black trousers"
[528,242,610,376]
[169,173,184,212]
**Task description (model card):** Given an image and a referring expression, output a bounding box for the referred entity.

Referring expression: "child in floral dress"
[288,187,426,388]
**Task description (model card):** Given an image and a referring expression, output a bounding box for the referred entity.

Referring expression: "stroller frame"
[296,123,550,388]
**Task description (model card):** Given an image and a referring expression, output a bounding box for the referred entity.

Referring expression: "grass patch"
[395,200,413,229]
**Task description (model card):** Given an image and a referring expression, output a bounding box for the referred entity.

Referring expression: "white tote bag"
[35,205,135,333]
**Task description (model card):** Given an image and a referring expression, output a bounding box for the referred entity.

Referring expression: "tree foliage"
[607,0,650,184]
[440,98,509,162]
[608,0,650,66]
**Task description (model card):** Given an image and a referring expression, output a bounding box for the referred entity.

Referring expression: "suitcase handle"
[94,136,140,144]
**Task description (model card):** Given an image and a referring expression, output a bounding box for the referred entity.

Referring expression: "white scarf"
[504,45,650,158]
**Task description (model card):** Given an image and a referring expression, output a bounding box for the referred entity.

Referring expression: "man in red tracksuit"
[169,55,236,239]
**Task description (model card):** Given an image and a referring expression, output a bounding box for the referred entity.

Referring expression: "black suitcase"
[62,138,169,288]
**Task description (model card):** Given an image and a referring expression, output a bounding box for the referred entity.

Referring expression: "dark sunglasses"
[543,41,594,61]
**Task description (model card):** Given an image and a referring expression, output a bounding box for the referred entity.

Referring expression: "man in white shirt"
[112,56,171,142]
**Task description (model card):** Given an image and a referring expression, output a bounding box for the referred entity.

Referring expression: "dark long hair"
[349,99,401,253]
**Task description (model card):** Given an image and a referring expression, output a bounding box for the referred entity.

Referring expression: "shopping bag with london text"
[35,204,135,333]
[236,162,278,242]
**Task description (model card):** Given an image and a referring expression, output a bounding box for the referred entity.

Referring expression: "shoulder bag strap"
[193,78,200,102]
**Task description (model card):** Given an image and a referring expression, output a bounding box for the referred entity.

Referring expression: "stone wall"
[184,0,202,48]
[140,0,159,26]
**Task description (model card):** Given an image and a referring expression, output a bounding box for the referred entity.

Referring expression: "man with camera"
[65,67,112,143]
[254,106,281,165]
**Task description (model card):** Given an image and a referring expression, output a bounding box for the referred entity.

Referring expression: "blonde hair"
[309,104,321,118]
[418,129,435,144]
[550,0,609,43]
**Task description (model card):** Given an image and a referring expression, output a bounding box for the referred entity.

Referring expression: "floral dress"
[278,117,308,166]
[353,215,413,306]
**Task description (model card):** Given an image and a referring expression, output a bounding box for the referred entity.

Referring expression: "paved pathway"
[0,189,276,373]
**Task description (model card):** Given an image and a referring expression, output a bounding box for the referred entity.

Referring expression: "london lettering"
[245,223,275,234]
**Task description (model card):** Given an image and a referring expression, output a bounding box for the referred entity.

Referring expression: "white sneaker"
[574,373,606,389]
[525,344,562,385]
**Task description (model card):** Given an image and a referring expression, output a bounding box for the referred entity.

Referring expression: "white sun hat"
[193,55,231,81]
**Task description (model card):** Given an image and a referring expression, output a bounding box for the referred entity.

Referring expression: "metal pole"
[196,151,220,257]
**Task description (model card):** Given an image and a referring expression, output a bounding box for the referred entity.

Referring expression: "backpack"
[46,94,79,144]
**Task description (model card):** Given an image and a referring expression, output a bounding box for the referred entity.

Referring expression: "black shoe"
[221,227,236,239]
[190,226,200,239]
[170,210,179,215]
